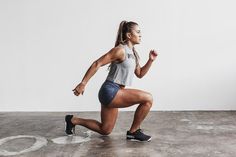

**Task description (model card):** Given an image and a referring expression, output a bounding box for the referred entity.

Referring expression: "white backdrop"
[0,0,235,111]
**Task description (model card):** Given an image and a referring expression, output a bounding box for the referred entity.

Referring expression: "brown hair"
[110,20,140,68]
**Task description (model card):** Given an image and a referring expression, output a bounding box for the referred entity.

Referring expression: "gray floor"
[0,111,236,157]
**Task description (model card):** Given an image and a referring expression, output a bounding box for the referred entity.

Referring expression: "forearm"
[80,61,100,85]
[140,59,153,77]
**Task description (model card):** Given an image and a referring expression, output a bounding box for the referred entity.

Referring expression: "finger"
[74,89,79,93]
[74,91,79,96]
[152,51,157,56]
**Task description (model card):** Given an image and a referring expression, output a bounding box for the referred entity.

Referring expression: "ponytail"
[115,20,127,47]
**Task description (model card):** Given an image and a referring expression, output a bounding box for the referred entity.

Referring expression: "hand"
[149,49,158,61]
[72,82,85,96]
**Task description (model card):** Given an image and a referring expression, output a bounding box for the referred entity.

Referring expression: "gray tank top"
[106,44,136,86]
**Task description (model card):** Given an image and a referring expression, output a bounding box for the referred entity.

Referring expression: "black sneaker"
[65,115,75,136]
[126,129,152,142]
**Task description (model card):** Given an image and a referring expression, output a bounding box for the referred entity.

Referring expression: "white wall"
[0,0,235,111]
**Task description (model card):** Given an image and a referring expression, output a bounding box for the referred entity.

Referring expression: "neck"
[126,41,134,50]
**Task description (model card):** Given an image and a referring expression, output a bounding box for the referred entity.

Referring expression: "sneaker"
[126,129,152,142]
[65,115,75,136]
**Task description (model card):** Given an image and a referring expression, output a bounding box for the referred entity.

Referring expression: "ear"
[126,32,132,39]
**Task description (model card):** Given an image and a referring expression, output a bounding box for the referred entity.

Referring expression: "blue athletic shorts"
[98,80,120,106]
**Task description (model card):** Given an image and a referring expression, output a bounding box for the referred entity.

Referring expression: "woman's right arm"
[73,47,125,96]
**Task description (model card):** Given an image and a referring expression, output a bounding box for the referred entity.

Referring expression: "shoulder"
[113,45,125,53]
[109,45,125,58]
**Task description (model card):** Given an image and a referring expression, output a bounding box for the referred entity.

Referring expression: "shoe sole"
[64,122,75,136]
[127,137,152,142]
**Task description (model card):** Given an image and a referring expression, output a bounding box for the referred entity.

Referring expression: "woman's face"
[128,25,141,44]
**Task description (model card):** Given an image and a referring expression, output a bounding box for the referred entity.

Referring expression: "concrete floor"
[0,111,236,157]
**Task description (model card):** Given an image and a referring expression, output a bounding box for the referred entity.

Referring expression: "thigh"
[109,88,152,108]
[101,105,118,129]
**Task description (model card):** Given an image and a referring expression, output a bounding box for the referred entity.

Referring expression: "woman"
[65,20,158,142]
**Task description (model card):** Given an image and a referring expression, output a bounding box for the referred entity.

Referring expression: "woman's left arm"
[135,50,158,78]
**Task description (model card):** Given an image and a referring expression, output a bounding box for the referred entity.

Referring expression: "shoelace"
[136,129,144,133]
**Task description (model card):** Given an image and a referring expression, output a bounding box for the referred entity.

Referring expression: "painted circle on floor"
[0,135,47,156]
[51,136,91,144]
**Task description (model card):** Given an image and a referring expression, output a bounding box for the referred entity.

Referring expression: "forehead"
[132,25,140,31]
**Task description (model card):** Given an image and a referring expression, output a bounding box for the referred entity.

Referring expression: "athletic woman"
[65,20,158,142]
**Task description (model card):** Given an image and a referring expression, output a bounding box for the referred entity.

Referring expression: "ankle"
[71,116,79,125]
[129,128,138,133]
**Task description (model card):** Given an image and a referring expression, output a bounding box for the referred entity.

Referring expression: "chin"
[132,40,141,45]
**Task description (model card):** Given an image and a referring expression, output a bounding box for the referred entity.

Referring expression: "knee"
[140,92,153,103]
[144,93,153,108]
[144,93,153,109]
[101,126,113,135]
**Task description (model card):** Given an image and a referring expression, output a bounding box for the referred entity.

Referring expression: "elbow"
[137,74,143,79]
[135,71,143,79]
[92,61,101,70]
